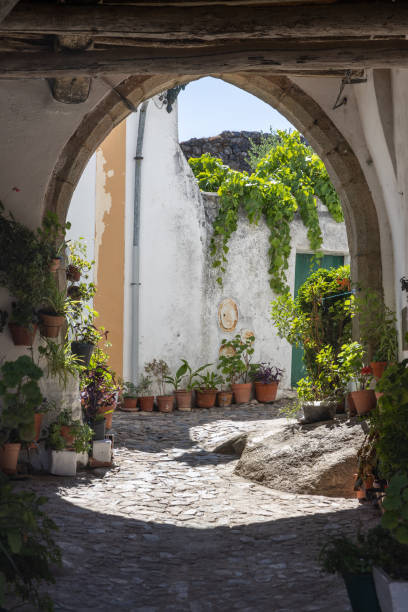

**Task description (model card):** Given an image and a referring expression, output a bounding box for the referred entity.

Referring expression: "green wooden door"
[291,254,345,387]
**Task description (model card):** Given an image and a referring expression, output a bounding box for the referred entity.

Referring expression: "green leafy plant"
[0,473,61,611]
[41,276,68,317]
[136,375,153,396]
[47,410,93,454]
[123,381,138,398]
[36,210,71,260]
[189,131,343,293]
[356,289,398,362]
[164,362,189,391]
[372,360,408,478]
[144,359,170,396]
[0,356,44,444]
[381,472,408,545]
[38,337,81,388]
[217,334,256,384]
[67,238,95,282]
[197,370,224,391]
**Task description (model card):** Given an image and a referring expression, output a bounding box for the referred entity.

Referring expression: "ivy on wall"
[188,130,344,294]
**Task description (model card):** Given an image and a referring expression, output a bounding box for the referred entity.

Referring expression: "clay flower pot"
[231,382,252,404]
[254,381,278,403]
[50,257,62,273]
[0,443,21,474]
[66,265,81,282]
[139,396,154,412]
[123,396,138,411]
[347,393,357,416]
[60,425,75,447]
[196,389,217,408]
[175,390,192,411]
[8,322,37,346]
[39,313,65,338]
[217,390,233,407]
[98,402,116,430]
[157,395,174,413]
[349,390,377,415]
[370,361,388,381]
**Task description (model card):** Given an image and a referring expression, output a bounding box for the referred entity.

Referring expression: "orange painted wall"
[94,121,126,379]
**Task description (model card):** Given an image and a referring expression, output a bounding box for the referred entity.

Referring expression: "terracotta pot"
[370,361,388,381]
[231,382,252,404]
[60,425,75,447]
[175,390,192,411]
[39,313,65,338]
[364,474,374,490]
[139,396,154,412]
[123,397,138,411]
[356,488,366,500]
[0,443,21,474]
[349,390,377,415]
[254,381,278,403]
[50,257,62,273]
[157,395,174,413]
[98,402,116,429]
[66,265,81,282]
[34,413,43,441]
[196,389,217,408]
[8,322,37,346]
[217,391,233,407]
[347,393,357,417]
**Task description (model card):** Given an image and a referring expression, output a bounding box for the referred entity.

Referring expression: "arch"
[44,72,383,293]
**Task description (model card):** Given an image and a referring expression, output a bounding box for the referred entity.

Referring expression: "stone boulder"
[233,416,367,498]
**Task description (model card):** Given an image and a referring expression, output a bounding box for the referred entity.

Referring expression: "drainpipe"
[131,101,149,384]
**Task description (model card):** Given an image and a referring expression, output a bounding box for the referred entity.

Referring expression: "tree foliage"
[189,130,343,293]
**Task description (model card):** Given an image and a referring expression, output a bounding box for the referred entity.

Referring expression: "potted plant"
[39,277,68,338]
[319,532,381,612]
[137,375,154,412]
[36,210,71,272]
[165,360,211,411]
[38,337,81,389]
[66,238,95,283]
[0,356,44,474]
[122,381,138,411]
[217,334,256,404]
[196,370,224,408]
[145,359,173,413]
[356,290,398,381]
[47,412,92,476]
[252,362,284,403]
[70,313,100,367]
[337,341,376,416]
[8,301,38,346]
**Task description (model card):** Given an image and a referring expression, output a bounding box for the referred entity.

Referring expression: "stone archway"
[45,72,382,293]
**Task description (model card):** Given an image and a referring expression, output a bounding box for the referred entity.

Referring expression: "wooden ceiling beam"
[1,2,407,41]
[0,41,407,77]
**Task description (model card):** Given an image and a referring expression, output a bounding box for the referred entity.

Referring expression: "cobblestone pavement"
[22,403,379,612]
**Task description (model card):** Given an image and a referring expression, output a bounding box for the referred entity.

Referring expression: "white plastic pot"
[92,440,112,463]
[50,450,77,476]
[373,566,408,612]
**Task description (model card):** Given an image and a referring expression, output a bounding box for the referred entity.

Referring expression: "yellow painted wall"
[94,121,126,379]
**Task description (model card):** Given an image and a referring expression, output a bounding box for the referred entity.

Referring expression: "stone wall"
[180,130,264,173]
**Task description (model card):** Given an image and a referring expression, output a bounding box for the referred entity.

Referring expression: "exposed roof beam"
[0,41,406,77]
[1,2,407,41]
[0,0,19,24]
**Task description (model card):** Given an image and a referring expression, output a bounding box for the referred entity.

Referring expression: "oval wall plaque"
[218,298,239,332]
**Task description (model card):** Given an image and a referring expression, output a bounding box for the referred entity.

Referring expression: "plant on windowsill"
[217,333,256,404]
[144,359,173,413]
[251,363,284,403]
[0,356,44,474]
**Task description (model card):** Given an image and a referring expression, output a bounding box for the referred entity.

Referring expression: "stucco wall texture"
[67,98,349,390]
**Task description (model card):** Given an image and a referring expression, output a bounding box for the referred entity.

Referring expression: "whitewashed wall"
[68,97,349,391]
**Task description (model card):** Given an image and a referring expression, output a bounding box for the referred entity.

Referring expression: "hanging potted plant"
[39,277,67,338]
[137,375,154,412]
[195,370,224,408]
[145,359,173,412]
[36,210,71,273]
[70,317,99,368]
[252,362,284,403]
[0,356,44,474]
[8,301,38,346]
[217,334,256,404]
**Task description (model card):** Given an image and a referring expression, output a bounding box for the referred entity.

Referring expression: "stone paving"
[21,402,379,612]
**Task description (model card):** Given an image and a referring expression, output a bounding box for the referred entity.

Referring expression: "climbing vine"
[188,131,344,294]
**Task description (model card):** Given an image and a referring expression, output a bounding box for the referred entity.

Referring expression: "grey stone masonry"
[180,130,264,173]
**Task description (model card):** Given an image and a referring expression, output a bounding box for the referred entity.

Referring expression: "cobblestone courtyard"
[24,403,378,611]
